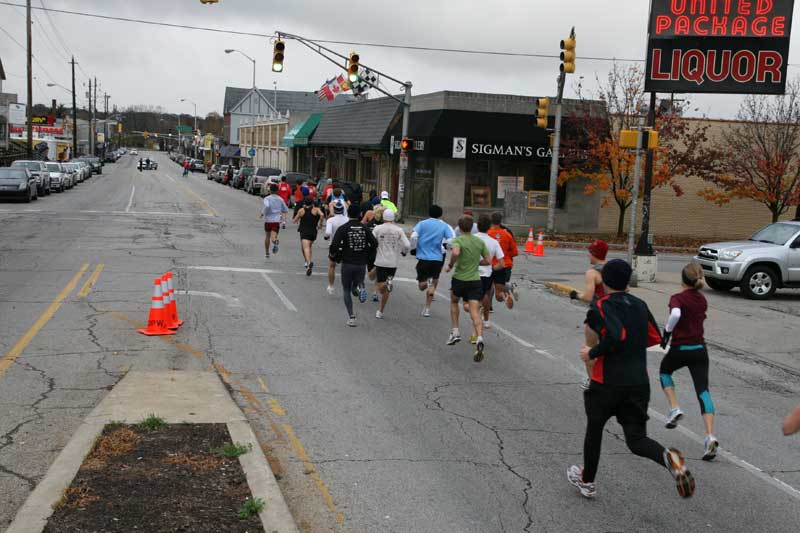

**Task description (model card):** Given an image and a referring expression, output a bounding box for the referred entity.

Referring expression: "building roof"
[224,86,356,115]
[309,97,402,149]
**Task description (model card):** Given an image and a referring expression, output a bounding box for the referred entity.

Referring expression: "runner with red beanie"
[571,240,609,388]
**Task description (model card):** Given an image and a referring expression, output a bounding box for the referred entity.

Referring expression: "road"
[1,151,799,532]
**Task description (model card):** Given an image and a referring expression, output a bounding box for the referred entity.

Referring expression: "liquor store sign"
[645,0,794,94]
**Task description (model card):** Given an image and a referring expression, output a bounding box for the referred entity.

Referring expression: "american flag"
[317,74,348,101]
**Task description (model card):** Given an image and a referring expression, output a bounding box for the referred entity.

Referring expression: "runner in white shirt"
[475,215,505,339]
[371,209,410,319]
[324,201,349,295]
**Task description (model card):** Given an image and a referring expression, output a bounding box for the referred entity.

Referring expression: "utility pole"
[26,0,33,157]
[397,82,412,219]
[87,78,93,155]
[104,92,109,155]
[70,56,77,158]
[635,92,658,256]
[93,77,98,157]
[627,117,646,266]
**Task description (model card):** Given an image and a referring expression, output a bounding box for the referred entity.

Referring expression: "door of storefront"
[409,155,435,218]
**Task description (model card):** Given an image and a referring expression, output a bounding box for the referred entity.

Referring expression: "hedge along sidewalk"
[7,371,298,533]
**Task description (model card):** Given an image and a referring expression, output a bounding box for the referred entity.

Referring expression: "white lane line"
[189,266,282,274]
[125,184,135,212]
[428,292,800,501]
[175,290,243,308]
[260,272,297,312]
[0,209,213,218]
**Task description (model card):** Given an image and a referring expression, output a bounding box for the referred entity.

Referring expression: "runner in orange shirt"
[487,212,517,311]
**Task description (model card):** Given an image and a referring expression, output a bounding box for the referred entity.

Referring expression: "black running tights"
[341,263,365,317]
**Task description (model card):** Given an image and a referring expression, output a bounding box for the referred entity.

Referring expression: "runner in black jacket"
[567,259,696,500]
[330,204,378,327]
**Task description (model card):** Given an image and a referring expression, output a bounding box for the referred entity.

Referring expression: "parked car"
[60,162,79,186]
[137,159,158,170]
[131,149,138,156]
[44,162,70,192]
[77,161,92,179]
[0,167,39,202]
[10,160,50,196]
[233,166,253,189]
[77,156,103,175]
[694,221,800,300]
[207,164,220,181]
[215,165,229,183]
[190,159,205,172]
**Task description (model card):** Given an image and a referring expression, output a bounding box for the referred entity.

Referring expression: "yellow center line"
[78,263,105,298]
[0,263,90,378]
[257,376,270,393]
[267,399,286,416]
[175,182,218,217]
[283,423,346,524]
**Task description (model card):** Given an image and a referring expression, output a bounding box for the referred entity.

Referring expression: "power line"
[40,0,74,58]
[0,24,60,85]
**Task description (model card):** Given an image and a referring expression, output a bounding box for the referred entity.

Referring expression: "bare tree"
[699,80,800,222]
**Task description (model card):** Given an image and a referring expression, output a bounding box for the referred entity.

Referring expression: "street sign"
[176,125,192,132]
[399,151,408,170]
[248,148,256,157]
[645,0,794,94]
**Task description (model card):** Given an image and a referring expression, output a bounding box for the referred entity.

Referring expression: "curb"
[7,371,298,533]
[545,281,579,298]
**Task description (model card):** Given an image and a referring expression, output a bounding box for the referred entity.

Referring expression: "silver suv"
[10,160,51,196]
[694,221,800,300]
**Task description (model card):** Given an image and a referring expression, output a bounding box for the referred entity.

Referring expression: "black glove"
[410,248,416,256]
[660,330,671,350]
[569,290,578,300]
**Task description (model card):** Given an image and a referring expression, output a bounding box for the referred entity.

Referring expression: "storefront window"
[409,154,435,218]
[361,155,379,192]
[463,160,557,209]
[464,160,491,208]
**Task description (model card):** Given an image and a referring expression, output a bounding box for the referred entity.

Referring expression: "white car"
[131,149,139,156]
[45,162,70,192]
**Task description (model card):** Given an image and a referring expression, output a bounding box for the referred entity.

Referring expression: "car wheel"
[25,188,33,203]
[706,278,735,292]
[740,265,778,300]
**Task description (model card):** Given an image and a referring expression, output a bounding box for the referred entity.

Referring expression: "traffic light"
[348,52,360,83]
[535,98,549,129]
[143,131,149,140]
[560,31,576,74]
[400,137,413,151]
[272,39,285,72]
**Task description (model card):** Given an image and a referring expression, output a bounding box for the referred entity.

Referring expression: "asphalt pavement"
[1,151,799,532]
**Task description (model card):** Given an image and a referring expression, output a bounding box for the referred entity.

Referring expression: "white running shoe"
[421,308,431,318]
[567,465,596,499]
[665,407,684,429]
[375,310,384,319]
[347,316,357,327]
[446,332,461,345]
[703,436,719,461]
[664,448,695,498]
[483,320,491,329]
[326,285,335,296]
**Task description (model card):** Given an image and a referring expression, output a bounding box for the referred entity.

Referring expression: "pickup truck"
[694,221,800,300]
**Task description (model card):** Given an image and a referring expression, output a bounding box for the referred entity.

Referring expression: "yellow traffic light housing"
[535,97,549,129]
[560,35,576,74]
[400,137,413,151]
[348,52,360,83]
[272,39,285,72]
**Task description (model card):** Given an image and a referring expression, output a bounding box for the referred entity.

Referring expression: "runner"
[321,179,334,203]
[570,240,609,389]
[784,405,800,435]
[568,259,695,500]
[411,205,455,317]
[330,204,378,327]
[324,201,349,295]
[475,215,505,336]
[372,209,410,319]
[293,196,325,276]
[487,213,518,310]
[327,187,349,216]
[182,159,189,177]
[277,176,293,228]
[360,202,381,302]
[491,212,520,301]
[259,184,288,259]
[380,191,398,212]
[445,215,491,362]
[658,263,719,460]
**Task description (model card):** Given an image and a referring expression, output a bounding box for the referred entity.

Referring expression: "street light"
[180,98,198,158]
[225,49,256,88]
[46,82,78,160]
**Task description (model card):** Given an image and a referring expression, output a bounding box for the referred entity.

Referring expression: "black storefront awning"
[393,109,553,162]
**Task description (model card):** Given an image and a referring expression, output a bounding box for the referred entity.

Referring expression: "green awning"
[281,121,304,147]
[291,113,323,147]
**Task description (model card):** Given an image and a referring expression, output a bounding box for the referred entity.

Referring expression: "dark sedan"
[0,168,39,202]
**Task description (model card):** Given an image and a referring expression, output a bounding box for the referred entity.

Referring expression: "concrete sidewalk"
[8,371,298,533]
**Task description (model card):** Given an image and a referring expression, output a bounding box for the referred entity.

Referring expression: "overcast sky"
[1,0,798,120]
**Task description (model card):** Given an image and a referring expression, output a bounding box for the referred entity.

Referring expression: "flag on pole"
[317,74,351,101]
[317,79,334,101]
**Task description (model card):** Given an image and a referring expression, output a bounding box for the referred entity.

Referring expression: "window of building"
[344,157,357,182]
[463,160,562,209]
[361,154,379,192]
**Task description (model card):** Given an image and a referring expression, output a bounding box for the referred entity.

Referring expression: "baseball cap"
[383,209,396,222]
[381,191,389,199]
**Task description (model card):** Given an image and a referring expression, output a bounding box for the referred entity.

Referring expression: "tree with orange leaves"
[559,64,714,236]
[698,81,800,223]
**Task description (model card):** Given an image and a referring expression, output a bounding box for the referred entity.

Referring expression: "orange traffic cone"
[138,278,176,336]
[165,272,183,329]
[524,228,536,254]
[533,232,546,257]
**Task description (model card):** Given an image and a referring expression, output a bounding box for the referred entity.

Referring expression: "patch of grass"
[237,497,265,520]
[55,486,101,510]
[166,452,224,472]
[82,427,141,471]
[213,442,252,458]
[137,414,167,432]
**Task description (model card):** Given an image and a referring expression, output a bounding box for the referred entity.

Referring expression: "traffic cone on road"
[165,272,183,329]
[138,278,176,336]
[524,228,536,254]
[533,232,546,257]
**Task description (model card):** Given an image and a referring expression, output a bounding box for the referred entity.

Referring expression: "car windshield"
[46,163,61,171]
[0,169,26,180]
[11,161,41,170]
[749,223,800,246]
[256,168,281,177]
